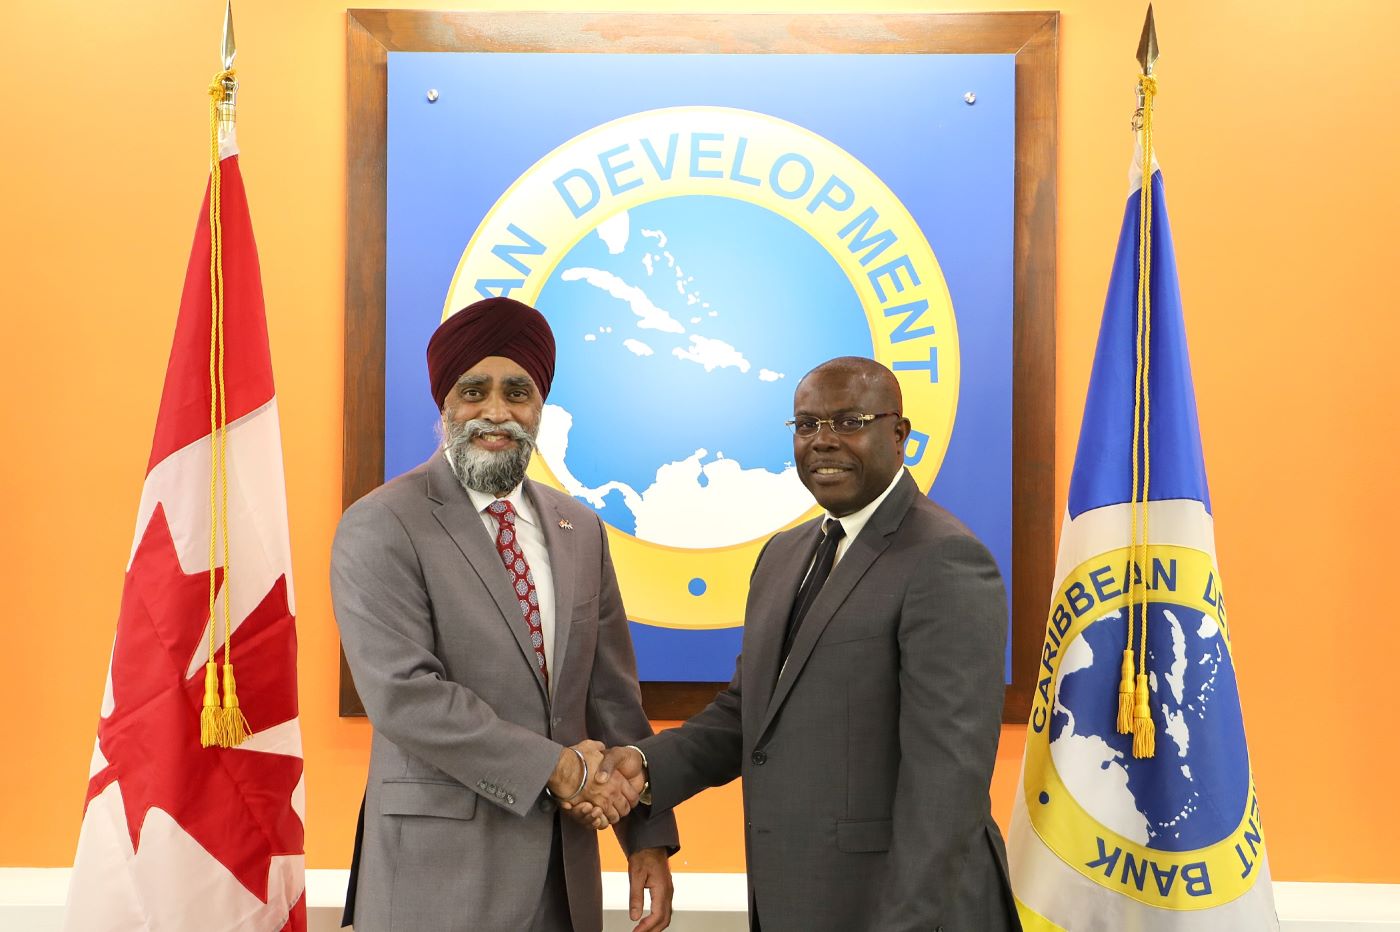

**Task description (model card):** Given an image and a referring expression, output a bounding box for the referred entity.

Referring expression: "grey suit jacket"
[331,455,678,932]
[640,470,1017,932]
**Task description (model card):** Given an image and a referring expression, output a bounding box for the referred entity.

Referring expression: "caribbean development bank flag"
[1007,146,1278,930]
[63,125,306,930]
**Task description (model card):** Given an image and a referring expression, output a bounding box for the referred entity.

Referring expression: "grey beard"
[441,417,536,497]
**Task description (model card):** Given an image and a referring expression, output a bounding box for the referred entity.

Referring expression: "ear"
[893,416,912,447]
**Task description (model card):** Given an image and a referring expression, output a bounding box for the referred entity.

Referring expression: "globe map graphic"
[534,194,872,549]
[1048,604,1250,852]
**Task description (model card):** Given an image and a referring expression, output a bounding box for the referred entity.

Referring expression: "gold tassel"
[200,662,223,747]
[1116,650,1136,734]
[219,662,251,748]
[1131,673,1155,758]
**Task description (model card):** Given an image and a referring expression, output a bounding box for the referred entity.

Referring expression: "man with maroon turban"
[332,297,677,932]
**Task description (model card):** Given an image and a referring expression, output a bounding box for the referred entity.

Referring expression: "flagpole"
[1132,4,1159,131]
[1126,2,1161,758]
[218,0,237,127]
[201,0,250,749]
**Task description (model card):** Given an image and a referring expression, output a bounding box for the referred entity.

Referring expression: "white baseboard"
[4,869,1397,931]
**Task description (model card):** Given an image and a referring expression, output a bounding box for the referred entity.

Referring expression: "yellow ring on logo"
[445,107,958,630]
[1023,545,1263,909]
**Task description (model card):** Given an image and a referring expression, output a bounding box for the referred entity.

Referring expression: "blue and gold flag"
[1008,80,1278,930]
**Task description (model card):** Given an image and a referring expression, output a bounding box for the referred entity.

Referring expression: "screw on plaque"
[963,92,977,105]
[427,89,440,102]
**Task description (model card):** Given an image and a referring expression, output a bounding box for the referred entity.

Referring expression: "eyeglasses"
[784,411,901,437]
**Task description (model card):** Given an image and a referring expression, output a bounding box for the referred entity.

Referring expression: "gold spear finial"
[217,0,238,129]
[1132,4,1159,131]
[218,0,235,70]
[1136,4,1159,76]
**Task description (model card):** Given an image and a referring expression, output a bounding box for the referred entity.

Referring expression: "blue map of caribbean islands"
[535,196,870,547]
[1050,604,1251,851]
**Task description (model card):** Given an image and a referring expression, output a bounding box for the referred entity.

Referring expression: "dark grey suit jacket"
[331,456,678,932]
[640,470,1017,932]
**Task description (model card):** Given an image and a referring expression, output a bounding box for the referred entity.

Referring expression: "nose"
[479,391,511,423]
[809,425,842,450]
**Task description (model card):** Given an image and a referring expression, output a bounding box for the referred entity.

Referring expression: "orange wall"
[2,0,1397,883]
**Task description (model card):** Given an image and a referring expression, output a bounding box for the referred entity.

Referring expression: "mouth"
[808,463,854,480]
[470,431,519,452]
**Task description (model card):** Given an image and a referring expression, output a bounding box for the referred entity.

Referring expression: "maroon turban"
[427,297,557,408]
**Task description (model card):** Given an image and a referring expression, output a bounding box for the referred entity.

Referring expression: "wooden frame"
[341,10,1058,723]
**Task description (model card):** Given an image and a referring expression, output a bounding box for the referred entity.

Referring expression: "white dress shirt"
[824,467,905,566]
[792,467,906,603]
[451,466,558,698]
[779,469,906,679]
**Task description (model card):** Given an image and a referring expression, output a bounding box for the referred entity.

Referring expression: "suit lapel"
[743,521,822,740]
[526,480,577,687]
[427,456,548,700]
[758,471,918,740]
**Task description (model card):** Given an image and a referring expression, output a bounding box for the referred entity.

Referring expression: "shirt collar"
[465,483,536,526]
[447,449,536,527]
[826,468,904,544]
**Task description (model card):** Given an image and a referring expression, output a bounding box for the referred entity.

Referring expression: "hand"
[548,740,604,821]
[597,745,647,790]
[571,764,640,828]
[551,741,616,830]
[626,846,673,932]
[556,740,639,828]
[568,745,648,828]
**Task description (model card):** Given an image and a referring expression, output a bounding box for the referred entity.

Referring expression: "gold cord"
[200,70,248,748]
[1130,74,1158,759]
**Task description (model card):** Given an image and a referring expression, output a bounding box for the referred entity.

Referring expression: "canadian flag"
[64,129,306,931]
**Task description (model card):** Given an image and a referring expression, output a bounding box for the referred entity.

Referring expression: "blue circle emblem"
[1049,604,1249,852]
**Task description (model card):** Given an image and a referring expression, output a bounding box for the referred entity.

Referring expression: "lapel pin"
[558,519,574,530]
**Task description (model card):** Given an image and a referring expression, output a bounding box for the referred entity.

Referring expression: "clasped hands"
[547,741,647,830]
[546,745,673,930]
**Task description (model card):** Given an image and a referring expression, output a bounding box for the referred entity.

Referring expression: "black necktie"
[781,518,845,663]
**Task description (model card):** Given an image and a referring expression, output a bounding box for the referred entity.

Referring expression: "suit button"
[505,794,515,805]
[539,797,556,813]
[751,750,767,765]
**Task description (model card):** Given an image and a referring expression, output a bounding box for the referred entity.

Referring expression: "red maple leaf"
[86,503,304,903]
[280,892,307,931]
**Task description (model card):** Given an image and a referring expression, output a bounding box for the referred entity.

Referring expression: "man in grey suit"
[332,297,677,932]
[585,357,1018,932]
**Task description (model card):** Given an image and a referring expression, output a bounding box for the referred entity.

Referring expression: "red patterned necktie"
[486,500,548,685]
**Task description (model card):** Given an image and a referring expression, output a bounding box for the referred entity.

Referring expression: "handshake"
[546,742,648,830]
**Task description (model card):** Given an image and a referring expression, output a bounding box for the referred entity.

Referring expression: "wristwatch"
[624,745,653,805]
